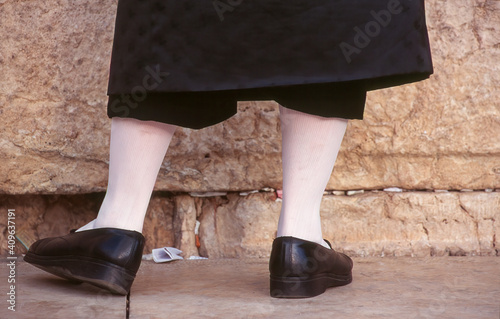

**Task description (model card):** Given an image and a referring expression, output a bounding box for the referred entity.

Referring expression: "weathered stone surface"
[159,101,283,192]
[331,0,500,190]
[6,257,500,318]
[198,192,281,258]
[172,194,199,257]
[0,193,101,255]
[130,257,500,319]
[322,191,500,257]
[195,191,500,258]
[1,191,498,257]
[1,260,127,318]
[141,193,175,254]
[0,193,176,256]
[0,0,115,194]
[1,0,499,194]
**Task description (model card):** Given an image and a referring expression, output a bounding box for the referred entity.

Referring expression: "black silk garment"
[107,0,433,129]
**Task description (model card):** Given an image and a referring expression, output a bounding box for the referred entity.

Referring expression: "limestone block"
[0,194,100,255]
[141,193,175,255]
[332,0,500,189]
[0,0,499,194]
[172,194,199,258]
[0,193,176,256]
[198,191,499,258]
[156,101,283,192]
[198,192,281,258]
[0,0,114,194]
[457,192,500,255]
[320,192,419,257]
[1,191,498,257]
[323,192,500,257]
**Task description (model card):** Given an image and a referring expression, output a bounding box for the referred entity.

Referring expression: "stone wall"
[1,191,499,257]
[0,0,499,257]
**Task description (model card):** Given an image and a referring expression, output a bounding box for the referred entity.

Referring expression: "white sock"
[77,117,177,233]
[276,105,348,249]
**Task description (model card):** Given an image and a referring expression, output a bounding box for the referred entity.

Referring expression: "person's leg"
[25,117,177,295]
[277,105,348,247]
[269,105,352,298]
[77,117,177,233]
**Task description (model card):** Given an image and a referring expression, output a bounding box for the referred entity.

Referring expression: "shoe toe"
[335,251,354,273]
[28,236,68,256]
[27,239,41,253]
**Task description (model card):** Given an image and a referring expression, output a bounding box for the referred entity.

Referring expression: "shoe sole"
[270,272,352,298]
[24,252,136,295]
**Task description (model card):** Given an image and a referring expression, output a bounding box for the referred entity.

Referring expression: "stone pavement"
[1,257,499,319]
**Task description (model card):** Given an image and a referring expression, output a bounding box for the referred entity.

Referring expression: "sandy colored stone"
[323,191,500,257]
[141,193,175,255]
[157,101,283,192]
[458,192,500,255]
[1,191,498,257]
[0,193,100,255]
[322,191,500,257]
[198,192,281,258]
[196,191,499,258]
[5,257,500,319]
[1,260,126,318]
[0,0,499,194]
[127,257,500,319]
[0,0,114,194]
[172,194,199,258]
[0,193,175,256]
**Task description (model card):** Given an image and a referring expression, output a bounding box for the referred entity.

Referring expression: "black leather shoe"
[24,228,145,295]
[269,236,353,298]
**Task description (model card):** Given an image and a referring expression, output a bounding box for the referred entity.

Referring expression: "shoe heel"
[26,254,137,295]
[270,273,353,298]
[270,276,327,298]
[63,259,136,295]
